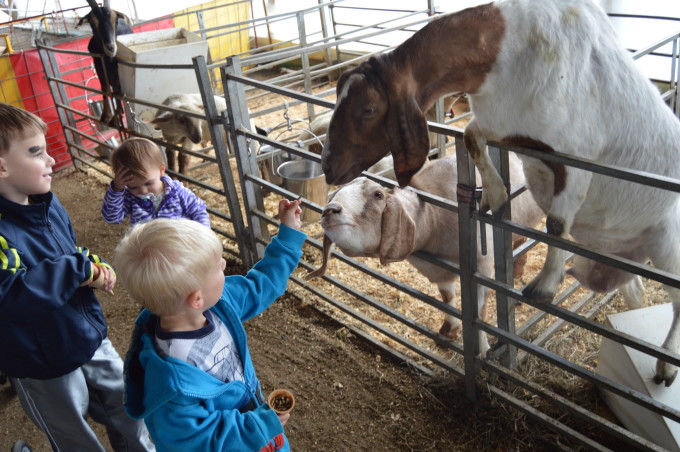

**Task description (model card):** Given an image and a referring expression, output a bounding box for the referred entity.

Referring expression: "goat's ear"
[115,11,133,27]
[335,70,353,96]
[76,15,88,27]
[387,95,430,187]
[150,114,171,124]
[379,195,415,264]
[304,235,334,280]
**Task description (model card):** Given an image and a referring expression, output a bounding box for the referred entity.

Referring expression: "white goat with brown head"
[320,0,680,385]
[307,154,544,355]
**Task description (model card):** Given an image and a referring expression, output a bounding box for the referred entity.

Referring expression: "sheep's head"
[321,57,430,187]
[151,111,203,144]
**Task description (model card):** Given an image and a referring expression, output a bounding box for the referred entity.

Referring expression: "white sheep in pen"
[152,93,268,175]
[150,93,228,175]
[306,154,544,355]
[320,0,680,385]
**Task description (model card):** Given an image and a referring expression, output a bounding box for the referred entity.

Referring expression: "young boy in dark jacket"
[0,102,154,451]
[115,201,304,452]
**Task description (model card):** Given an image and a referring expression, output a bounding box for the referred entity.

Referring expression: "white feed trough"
[596,302,680,451]
[116,27,209,123]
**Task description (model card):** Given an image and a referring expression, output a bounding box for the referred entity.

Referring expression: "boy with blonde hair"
[0,102,154,451]
[116,199,304,452]
[102,137,209,227]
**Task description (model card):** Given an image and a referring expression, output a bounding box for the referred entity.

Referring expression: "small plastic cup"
[267,389,295,415]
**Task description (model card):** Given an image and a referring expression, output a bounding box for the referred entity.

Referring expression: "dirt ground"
[0,166,578,451]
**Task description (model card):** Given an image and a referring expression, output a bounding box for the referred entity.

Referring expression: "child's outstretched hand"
[112,167,134,192]
[279,199,302,231]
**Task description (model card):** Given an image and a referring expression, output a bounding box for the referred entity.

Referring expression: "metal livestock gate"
[39,1,680,450]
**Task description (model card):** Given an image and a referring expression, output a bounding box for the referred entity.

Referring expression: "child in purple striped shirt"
[101,137,210,227]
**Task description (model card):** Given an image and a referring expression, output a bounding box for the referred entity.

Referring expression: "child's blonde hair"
[111,137,165,177]
[0,103,47,155]
[114,218,223,316]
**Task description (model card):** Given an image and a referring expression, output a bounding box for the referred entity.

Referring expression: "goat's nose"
[105,43,116,56]
[322,203,342,217]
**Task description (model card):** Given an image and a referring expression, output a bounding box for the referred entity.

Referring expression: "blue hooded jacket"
[0,193,109,379]
[124,225,306,452]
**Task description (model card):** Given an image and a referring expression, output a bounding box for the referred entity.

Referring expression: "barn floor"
[0,165,580,451]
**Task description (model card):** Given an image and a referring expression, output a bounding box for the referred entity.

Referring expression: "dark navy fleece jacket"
[0,192,109,379]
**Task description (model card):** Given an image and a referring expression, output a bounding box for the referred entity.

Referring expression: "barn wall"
[0,17,173,170]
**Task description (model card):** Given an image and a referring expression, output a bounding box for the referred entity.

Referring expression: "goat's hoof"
[653,373,676,387]
[654,363,678,387]
[521,281,555,304]
[439,321,460,340]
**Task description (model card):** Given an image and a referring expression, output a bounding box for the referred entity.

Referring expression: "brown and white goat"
[307,154,544,355]
[78,0,133,129]
[299,96,458,155]
[320,0,680,385]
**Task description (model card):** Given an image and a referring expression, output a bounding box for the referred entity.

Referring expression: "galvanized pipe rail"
[215,25,680,444]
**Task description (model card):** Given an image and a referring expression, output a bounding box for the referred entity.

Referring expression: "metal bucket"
[277,160,328,222]
[258,145,286,186]
[88,99,110,131]
[95,136,119,161]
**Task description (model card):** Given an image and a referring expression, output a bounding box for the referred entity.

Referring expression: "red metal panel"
[7,16,175,172]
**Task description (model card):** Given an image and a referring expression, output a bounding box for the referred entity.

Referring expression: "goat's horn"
[304,235,334,280]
